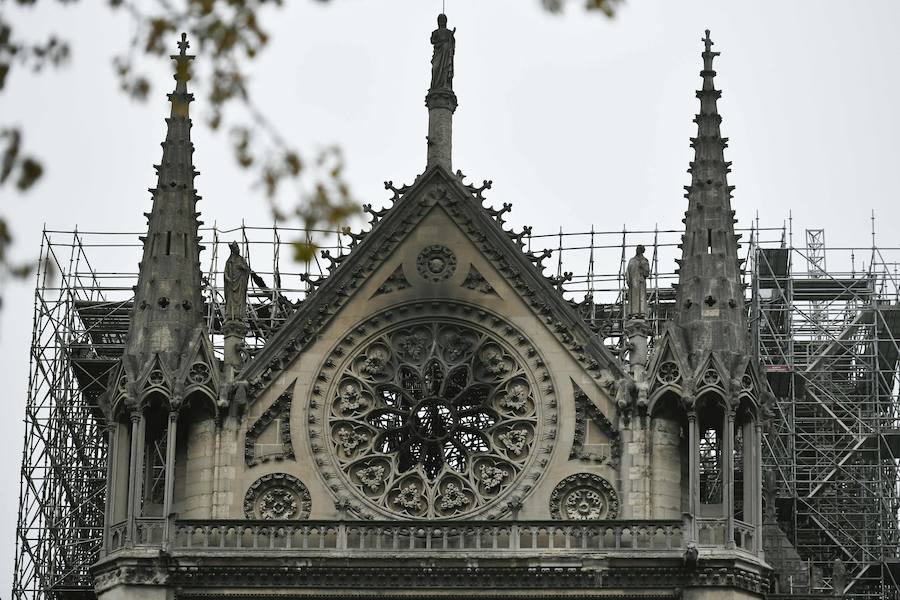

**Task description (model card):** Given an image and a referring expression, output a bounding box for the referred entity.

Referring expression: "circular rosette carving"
[320,319,546,519]
[702,369,720,387]
[416,245,457,282]
[740,373,754,392]
[657,361,680,385]
[549,473,619,521]
[188,362,211,385]
[243,473,311,520]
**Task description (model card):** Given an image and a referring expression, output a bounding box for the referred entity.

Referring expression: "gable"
[240,166,627,400]
[233,166,627,521]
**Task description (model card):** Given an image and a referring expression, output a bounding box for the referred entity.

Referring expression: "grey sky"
[2,0,899,591]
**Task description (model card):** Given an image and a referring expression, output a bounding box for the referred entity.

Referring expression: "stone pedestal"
[426,89,457,170]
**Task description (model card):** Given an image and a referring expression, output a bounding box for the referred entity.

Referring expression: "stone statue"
[430,14,455,91]
[832,558,846,596]
[224,241,250,322]
[626,245,650,318]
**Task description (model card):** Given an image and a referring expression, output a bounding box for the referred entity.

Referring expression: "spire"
[425,13,457,170]
[122,33,208,391]
[673,30,748,360]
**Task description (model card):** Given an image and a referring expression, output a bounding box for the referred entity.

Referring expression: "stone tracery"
[321,317,546,519]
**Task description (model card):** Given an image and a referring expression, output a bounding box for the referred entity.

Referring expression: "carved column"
[223,319,246,378]
[724,409,735,548]
[426,90,457,170]
[125,412,144,546]
[618,416,634,518]
[162,410,178,545]
[755,421,764,557]
[102,424,117,556]
[625,319,651,408]
[687,409,699,544]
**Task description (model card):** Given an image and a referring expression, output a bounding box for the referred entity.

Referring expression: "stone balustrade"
[105,517,764,559]
[160,519,686,556]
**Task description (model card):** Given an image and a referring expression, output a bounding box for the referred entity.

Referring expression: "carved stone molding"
[570,381,620,467]
[244,379,296,466]
[243,473,311,520]
[168,562,768,594]
[549,472,619,520]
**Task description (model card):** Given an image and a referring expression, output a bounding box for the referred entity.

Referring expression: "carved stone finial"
[177,32,190,56]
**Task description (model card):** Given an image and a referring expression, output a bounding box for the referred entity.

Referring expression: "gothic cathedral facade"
[92,18,774,600]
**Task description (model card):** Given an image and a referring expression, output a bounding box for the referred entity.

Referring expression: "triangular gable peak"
[240,165,627,401]
[645,326,691,411]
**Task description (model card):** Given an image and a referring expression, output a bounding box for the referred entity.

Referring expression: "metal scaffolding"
[11,220,900,600]
[752,235,900,600]
[11,225,340,600]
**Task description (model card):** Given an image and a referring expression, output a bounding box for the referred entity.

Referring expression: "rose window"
[325,321,542,518]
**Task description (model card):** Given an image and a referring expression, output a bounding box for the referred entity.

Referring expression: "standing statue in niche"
[430,14,455,91]
[224,241,250,323]
[626,245,650,318]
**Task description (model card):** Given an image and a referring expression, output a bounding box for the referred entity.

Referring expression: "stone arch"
[696,391,726,512]
[140,393,172,518]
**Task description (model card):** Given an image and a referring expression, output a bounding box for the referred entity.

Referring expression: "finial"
[177,32,190,56]
[701,28,720,74]
[169,33,195,117]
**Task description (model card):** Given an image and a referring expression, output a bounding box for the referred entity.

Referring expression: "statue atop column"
[430,14,456,92]
[626,244,650,318]
[224,241,250,323]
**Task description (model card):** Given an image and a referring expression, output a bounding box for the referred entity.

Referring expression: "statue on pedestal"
[430,14,456,91]
[224,241,250,323]
[626,244,650,318]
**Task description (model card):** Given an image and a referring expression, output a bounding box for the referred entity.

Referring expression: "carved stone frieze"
[167,562,768,594]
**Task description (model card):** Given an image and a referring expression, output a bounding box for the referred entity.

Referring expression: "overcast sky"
[2,0,899,592]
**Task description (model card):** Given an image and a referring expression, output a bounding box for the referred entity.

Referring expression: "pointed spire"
[425,13,457,171]
[122,33,208,393]
[674,30,748,361]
